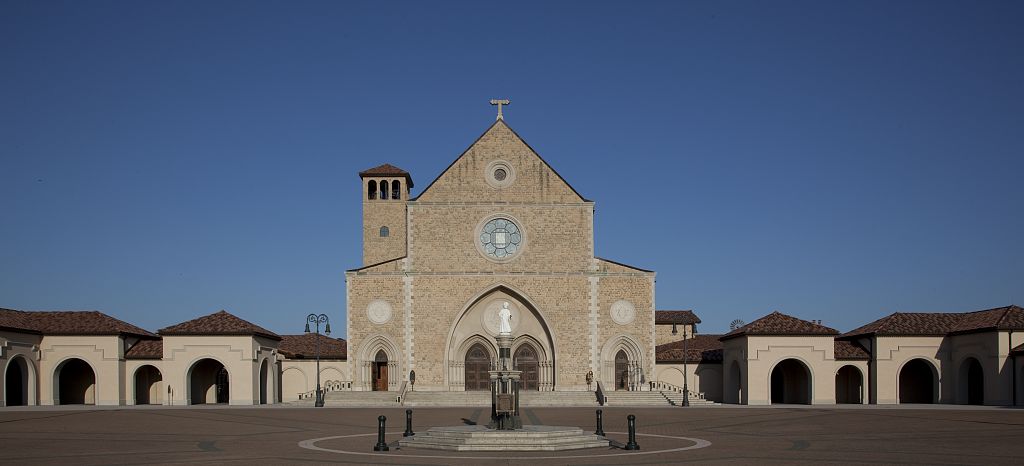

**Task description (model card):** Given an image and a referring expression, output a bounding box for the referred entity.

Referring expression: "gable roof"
[278,333,347,359]
[359,163,414,188]
[655,310,701,325]
[412,119,590,202]
[0,308,155,337]
[721,311,839,341]
[841,305,1024,338]
[158,310,281,340]
[834,340,871,360]
[125,339,163,359]
[655,334,723,363]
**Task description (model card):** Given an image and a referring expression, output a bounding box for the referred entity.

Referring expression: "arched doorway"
[770,359,811,405]
[899,358,936,404]
[465,344,491,391]
[189,358,229,404]
[835,365,862,404]
[55,358,96,405]
[259,359,269,404]
[372,350,389,391]
[134,365,162,405]
[727,361,743,404]
[514,344,539,390]
[5,356,31,406]
[959,357,984,405]
[615,350,629,390]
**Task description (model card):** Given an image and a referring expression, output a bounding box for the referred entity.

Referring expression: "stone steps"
[318,391,401,407]
[403,391,491,407]
[603,390,675,406]
[399,425,610,451]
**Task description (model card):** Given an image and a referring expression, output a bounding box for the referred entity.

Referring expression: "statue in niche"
[498,301,513,335]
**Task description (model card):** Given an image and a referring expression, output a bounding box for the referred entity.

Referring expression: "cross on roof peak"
[489,99,510,120]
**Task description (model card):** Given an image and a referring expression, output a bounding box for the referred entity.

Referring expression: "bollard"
[404,409,415,437]
[373,415,389,451]
[594,409,605,436]
[624,414,640,450]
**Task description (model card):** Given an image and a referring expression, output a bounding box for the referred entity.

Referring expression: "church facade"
[346,118,656,393]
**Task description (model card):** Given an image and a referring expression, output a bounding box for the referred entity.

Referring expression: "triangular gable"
[413,120,590,203]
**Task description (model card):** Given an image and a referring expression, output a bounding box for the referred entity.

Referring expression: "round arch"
[444,284,556,391]
[280,366,307,402]
[770,358,812,405]
[53,357,97,405]
[835,365,863,404]
[695,365,723,402]
[957,356,984,405]
[259,359,269,404]
[898,358,939,404]
[5,355,36,406]
[133,364,163,405]
[600,335,645,391]
[186,357,230,405]
[358,334,401,392]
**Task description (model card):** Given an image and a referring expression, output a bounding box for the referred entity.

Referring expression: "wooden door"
[615,350,629,390]
[373,350,388,391]
[514,345,539,390]
[465,344,491,391]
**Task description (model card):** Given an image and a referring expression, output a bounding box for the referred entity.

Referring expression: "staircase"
[311,390,400,407]
[661,391,722,406]
[519,390,598,407]
[403,391,491,407]
[602,390,676,406]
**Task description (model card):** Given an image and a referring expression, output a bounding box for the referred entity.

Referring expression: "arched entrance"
[615,350,629,390]
[726,361,743,404]
[55,358,96,405]
[959,357,984,405]
[259,359,269,404]
[5,356,32,406]
[372,350,389,391]
[514,344,539,390]
[835,365,862,404]
[899,358,936,404]
[770,359,811,405]
[134,365,162,405]
[188,358,229,404]
[465,344,491,391]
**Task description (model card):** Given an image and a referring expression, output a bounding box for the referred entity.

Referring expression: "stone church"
[346,115,656,393]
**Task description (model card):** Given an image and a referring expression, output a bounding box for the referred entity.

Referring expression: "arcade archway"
[958,357,984,405]
[134,365,162,405]
[835,365,862,404]
[188,358,229,404]
[55,358,96,405]
[5,356,34,406]
[770,359,811,405]
[899,358,937,404]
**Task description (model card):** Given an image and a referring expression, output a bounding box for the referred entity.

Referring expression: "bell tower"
[359,164,412,266]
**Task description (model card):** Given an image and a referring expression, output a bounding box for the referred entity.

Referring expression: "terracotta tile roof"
[721,311,838,341]
[841,305,1024,338]
[834,340,871,360]
[0,308,155,337]
[158,310,281,340]
[125,339,163,359]
[1012,342,1024,356]
[278,334,347,359]
[655,310,701,325]
[359,163,414,188]
[655,334,723,363]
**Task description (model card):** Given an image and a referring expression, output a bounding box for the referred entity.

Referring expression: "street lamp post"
[305,313,331,407]
[672,323,691,407]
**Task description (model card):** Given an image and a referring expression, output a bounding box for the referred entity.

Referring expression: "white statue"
[498,301,513,335]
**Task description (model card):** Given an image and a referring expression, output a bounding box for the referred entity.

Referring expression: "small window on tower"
[380,226,389,237]
[368,180,377,200]
[392,180,401,200]
[380,180,389,200]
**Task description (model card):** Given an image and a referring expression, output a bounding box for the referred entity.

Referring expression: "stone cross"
[490,99,510,120]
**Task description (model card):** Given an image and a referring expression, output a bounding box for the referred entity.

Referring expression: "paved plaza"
[1,405,1023,465]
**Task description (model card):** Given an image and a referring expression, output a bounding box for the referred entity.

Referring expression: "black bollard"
[404,409,415,437]
[373,415,389,451]
[624,414,640,450]
[594,409,605,436]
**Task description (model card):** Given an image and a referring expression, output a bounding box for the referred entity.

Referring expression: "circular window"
[478,217,523,260]
[484,160,515,188]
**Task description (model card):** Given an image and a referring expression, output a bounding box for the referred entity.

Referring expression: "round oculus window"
[480,218,522,259]
[493,168,507,181]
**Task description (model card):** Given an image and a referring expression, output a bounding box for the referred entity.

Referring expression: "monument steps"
[317,391,401,407]
[602,390,675,406]
[398,425,610,452]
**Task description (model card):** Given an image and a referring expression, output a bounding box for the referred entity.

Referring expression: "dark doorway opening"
[373,350,389,391]
[514,344,539,390]
[899,359,936,404]
[770,359,811,404]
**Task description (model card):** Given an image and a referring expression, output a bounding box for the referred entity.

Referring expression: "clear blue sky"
[2,1,1022,338]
